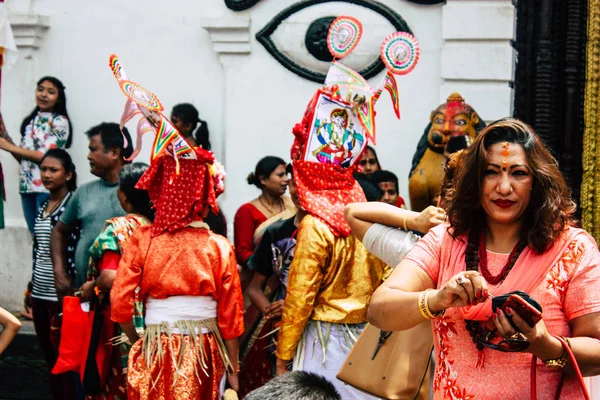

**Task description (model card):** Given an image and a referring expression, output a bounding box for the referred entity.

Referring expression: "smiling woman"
[0,76,73,234]
[368,118,600,399]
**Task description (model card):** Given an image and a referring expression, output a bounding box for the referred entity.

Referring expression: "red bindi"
[500,142,510,169]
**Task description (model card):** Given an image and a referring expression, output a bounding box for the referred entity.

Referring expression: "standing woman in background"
[0,76,72,234]
[28,149,78,400]
[234,156,294,269]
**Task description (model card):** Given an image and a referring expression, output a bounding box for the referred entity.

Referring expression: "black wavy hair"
[447,118,576,253]
[20,76,73,148]
[171,103,211,150]
[118,163,154,221]
[247,156,286,189]
[85,122,133,161]
[40,148,77,192]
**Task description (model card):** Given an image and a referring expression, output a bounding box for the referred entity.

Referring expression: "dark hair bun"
[249,156,287,189]
[246,172,256,186]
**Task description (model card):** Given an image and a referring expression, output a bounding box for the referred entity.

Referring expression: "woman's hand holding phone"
[502,294,542,327]
[493,294,564,359]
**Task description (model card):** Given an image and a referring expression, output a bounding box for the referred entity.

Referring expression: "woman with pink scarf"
[368,119,600,399]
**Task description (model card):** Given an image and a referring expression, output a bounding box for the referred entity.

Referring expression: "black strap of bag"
[83,294,110,395]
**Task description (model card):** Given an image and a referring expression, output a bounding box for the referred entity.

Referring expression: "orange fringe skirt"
[126,333,225,400]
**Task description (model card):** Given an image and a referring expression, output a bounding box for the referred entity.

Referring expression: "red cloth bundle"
[52,296,91,374]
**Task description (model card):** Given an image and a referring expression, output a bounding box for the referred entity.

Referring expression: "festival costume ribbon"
[289,18,420,235]
[108,55,196,168]
[108,55,226,236]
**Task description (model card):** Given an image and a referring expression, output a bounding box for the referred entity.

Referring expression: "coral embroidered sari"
[404,224,600,399]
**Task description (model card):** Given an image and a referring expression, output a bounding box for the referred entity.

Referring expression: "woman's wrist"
[405,212,427,233]
[427,290,446,314]
[404,215,415,232]
[530,334,564,360]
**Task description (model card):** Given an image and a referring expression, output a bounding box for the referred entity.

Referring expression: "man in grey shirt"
[52,122,132,294]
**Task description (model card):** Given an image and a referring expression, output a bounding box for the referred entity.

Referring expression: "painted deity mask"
[427,92,480,153]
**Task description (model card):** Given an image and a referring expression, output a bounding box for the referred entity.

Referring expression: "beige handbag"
[337,321,433,400]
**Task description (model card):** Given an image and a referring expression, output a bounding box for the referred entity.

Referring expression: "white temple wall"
[0,0,514,310]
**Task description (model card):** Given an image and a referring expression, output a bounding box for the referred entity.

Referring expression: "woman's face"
[40,157,71,192]
[36,80,59,112]
[481,142,533,226]
[260,164,289,197]
[359,149,380,175]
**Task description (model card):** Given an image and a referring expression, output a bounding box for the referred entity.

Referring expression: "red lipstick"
[493,199,515,208]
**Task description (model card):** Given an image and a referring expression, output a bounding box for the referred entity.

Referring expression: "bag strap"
[530,335,590,400]
[82,294,110,395]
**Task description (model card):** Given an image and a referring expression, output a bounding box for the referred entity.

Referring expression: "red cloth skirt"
[127,333,225,400]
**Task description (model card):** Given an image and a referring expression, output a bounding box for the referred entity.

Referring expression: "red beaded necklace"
[476,232,526,285]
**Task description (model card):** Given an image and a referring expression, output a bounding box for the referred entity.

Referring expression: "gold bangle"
[426,290,446,319]
[418,289,445,320]
[403,216,408,232]
[418,291,431,319]
[544,337,570,370]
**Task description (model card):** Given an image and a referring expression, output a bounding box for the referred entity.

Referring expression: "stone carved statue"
[408,93,486,211]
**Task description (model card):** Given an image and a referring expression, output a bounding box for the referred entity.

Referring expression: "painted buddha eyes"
[255,0,414,83]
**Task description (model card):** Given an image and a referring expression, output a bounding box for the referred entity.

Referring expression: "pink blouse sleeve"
[564,237,600,321]
[403,224,445,286]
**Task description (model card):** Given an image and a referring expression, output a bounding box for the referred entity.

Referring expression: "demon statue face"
[408,93,485,212]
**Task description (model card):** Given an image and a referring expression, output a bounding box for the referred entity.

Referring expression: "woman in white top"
[0,76,72,234]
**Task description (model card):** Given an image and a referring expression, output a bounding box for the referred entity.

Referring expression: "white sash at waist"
[145,295,217,327]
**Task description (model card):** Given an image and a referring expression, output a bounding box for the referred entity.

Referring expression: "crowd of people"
[0,74,598,400]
